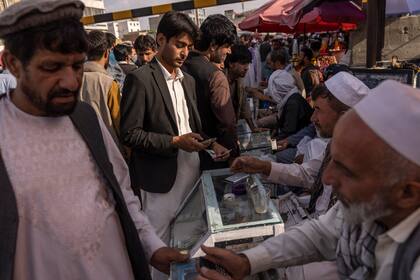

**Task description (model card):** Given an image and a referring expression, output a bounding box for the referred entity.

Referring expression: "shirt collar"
[156,58,184,82]
[382,207,420,243]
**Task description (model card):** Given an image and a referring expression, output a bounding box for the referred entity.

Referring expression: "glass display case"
[238,131,273,153]
[169,169,284,280]
[237,119,274,155]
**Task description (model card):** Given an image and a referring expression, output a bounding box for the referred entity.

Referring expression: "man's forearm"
[121,128,176,156]
[242,205,341,274]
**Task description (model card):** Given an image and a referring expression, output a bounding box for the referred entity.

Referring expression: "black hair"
[87,31,108,61]
[270,49,288,65]
[157,11,199,43]
[300,46,314,61]
[134,34,157,52]
[324,64,352,80]
[105,32,117,49]
[225,44,252,68]
[240,33,252,42]
[259,41,272,62]
[311,84,350,113]
[263,34,273,42]
[113,44,132,62]
[310,40,322,53]
[3,18,88,66]
[195,14,237,51]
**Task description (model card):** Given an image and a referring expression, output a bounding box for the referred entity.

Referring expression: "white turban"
[325,72,370,107]
[271,70,298,97]
[354,80,420,166]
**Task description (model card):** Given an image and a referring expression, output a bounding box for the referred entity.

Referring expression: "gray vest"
[0,101,151,280]
[392,221,420,279]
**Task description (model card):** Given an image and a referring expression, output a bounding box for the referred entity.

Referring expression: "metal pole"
[366,0,379,68]
[376,0,386,62]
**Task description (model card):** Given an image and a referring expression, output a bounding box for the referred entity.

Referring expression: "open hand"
[212,143,231,162]
[172,133,207,152]
[150,247,189,274]
[230,156,271,176]
[197,245,250,280]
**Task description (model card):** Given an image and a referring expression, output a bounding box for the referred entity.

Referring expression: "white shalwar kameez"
[0,95,165,280]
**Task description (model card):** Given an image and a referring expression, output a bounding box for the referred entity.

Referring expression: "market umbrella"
[239,0,365,33]
[386,0,420,15]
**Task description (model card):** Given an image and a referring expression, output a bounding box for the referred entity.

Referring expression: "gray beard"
[341,192,394,225]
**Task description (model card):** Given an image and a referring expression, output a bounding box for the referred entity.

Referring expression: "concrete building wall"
[107,22,119,38]
[148,16,162,33]
[81,0,108,32]
[118,20,141,37]
[350,15,420,66]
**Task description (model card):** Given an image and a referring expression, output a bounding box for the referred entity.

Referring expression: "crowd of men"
[0,0,419,280]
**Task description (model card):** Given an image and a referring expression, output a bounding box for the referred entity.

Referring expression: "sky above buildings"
[103,0,269,30]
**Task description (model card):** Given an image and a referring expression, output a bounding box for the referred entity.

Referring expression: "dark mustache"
[49,90,78,98]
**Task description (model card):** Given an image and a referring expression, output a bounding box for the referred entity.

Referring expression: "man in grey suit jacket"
[120,13,230,270]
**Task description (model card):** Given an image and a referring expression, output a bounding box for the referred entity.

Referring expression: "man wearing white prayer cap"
[196,80,420,280]
[230,72,369,213]
[226,71,369,280]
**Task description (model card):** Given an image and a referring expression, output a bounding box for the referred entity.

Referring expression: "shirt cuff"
[266,162,282,182]
[263,88,269,95]
[242,244,273,275]
[140,229,166,261]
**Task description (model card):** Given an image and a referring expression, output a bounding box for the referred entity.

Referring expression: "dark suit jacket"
[120,59,202,193]
[118,63,138,75]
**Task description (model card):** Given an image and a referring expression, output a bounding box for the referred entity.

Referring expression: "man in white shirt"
[197,80,420,280]
[120,11,230,280]
[0,1,186,279]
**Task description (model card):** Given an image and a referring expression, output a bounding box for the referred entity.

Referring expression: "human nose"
[59,67,80,92]
[310,111,317,124]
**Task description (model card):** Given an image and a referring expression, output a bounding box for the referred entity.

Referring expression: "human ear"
[394,181,420,209]
[210,42,217,52]
[2,50,22,79]
[156,33,165,48]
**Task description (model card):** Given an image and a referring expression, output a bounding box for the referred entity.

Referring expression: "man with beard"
[230,72,369,216]
[182,14,238,166]
[133,34,157,67]
[224,44,255,131]
[197,80,420,280]
[80,30,121,146]
[0,1,188,279]
[299,46,323,99]
[120,12,229,279]
[114,44,138,75]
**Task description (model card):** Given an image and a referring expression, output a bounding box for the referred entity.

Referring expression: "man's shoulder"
[181,70,195,83]
[82,71,114,92]
[83,69,113,81]
[125,63,155,84]
[286,92,307,106]
[183,53,218,74]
